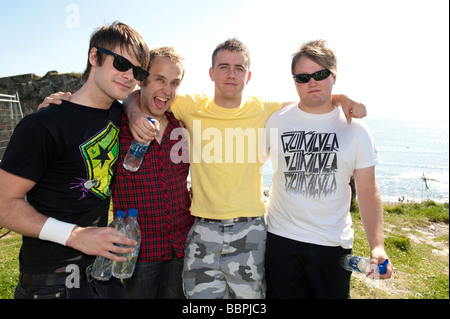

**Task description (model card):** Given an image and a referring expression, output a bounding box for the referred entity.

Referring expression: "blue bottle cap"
[116,210,126,218]
[147,117,156,124]
[378,259,389,275]
[128,208,138,217]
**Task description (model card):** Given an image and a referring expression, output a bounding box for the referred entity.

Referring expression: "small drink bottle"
[112,209,141,279]
[341,254,388,274]
[122,117,156,172]
[90,210,127,280]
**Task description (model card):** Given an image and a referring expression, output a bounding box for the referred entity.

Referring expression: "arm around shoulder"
[332,94,367,122]
[122,90,160,144]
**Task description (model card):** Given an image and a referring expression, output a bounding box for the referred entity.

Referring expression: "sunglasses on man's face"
[292,69,332,84]
[97,47,149,81]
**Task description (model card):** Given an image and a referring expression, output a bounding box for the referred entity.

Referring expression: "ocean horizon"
[262,118,449,204]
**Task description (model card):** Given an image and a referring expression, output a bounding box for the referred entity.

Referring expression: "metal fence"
[0,92,23,160]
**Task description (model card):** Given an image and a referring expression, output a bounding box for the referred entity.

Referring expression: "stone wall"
[0,71,83,116]
[0,71,83,159]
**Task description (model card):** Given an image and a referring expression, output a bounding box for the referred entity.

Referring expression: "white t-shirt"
[265,104,380,248]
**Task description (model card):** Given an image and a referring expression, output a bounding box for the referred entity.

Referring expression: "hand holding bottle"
[123,117,157,172]
[341,254,391,279]
[66,224,137,262]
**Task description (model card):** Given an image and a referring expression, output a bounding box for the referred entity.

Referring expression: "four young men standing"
[0,20,391,299]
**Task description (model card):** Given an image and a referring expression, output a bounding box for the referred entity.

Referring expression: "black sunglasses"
[292,69,331,84]
[97,47,149,81]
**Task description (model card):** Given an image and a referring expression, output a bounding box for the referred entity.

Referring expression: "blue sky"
[0,0,448,121]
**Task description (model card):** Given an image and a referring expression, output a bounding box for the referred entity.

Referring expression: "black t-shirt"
[0,100,123,273]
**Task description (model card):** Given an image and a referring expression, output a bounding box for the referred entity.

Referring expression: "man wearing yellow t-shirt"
[172,95,281,299]
[125,39,366,299]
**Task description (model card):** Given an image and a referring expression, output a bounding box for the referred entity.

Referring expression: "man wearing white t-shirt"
[264,39,392,299]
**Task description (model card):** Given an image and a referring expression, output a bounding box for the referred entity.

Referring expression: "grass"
[1,200,448,299]
[349,200,449,299]
[0,229,21,299]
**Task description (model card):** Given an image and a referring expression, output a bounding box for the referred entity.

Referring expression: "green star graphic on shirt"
[79,121,119,199]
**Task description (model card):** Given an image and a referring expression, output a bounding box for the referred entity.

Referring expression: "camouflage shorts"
[182,216,267,299]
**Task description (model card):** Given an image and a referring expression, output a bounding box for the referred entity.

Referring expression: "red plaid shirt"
[112,112,193,262]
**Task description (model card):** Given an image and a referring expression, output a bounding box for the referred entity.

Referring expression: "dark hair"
[211,38,250,68]
[82,21,150,82]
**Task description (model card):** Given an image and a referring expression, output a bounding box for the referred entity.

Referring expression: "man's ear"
[89,47,99,67]
[209,67,214,81]
[246,70,252,84]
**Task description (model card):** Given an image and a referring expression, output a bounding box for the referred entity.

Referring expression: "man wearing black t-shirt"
[0,22,150,299]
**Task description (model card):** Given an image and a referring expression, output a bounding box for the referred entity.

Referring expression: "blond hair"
[291,39,337,76]
[149,46,185,79]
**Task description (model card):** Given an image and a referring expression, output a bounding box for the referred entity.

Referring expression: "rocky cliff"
[0,71,83,116]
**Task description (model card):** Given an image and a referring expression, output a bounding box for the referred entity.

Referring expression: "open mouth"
[154,96,168,109]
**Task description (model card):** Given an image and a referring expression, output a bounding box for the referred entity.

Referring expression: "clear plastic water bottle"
[341,254,388,274]
[122,117,156,172]
[90,210,127,281]
[112,208,141,279]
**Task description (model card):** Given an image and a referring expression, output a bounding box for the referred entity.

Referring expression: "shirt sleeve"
[264,100,284,116]
[0,115,56,182]
[354,121,381,169]
[171,94,198,122]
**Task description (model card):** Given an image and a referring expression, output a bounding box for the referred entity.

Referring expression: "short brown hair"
[148,46,185,80]
[211,38,251,68]
[82,21,150,82]
[291,39,337,76]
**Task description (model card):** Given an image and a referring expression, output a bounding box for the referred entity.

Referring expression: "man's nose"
[307,77,317,85]
[162,82,171,95]
[122,68,134,81]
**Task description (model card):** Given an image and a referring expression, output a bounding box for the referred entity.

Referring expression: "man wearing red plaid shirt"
[112,47,194,299]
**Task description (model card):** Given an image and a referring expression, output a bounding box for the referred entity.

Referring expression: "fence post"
[0,92,23,160]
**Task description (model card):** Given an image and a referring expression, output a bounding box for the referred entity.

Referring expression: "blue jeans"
[123,258,185,299]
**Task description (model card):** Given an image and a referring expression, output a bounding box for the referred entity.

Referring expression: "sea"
[262,119,449,203]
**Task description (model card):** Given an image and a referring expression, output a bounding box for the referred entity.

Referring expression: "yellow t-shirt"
[171,94,283,219]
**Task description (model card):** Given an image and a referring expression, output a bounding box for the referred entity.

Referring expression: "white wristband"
[38,217,76,246]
